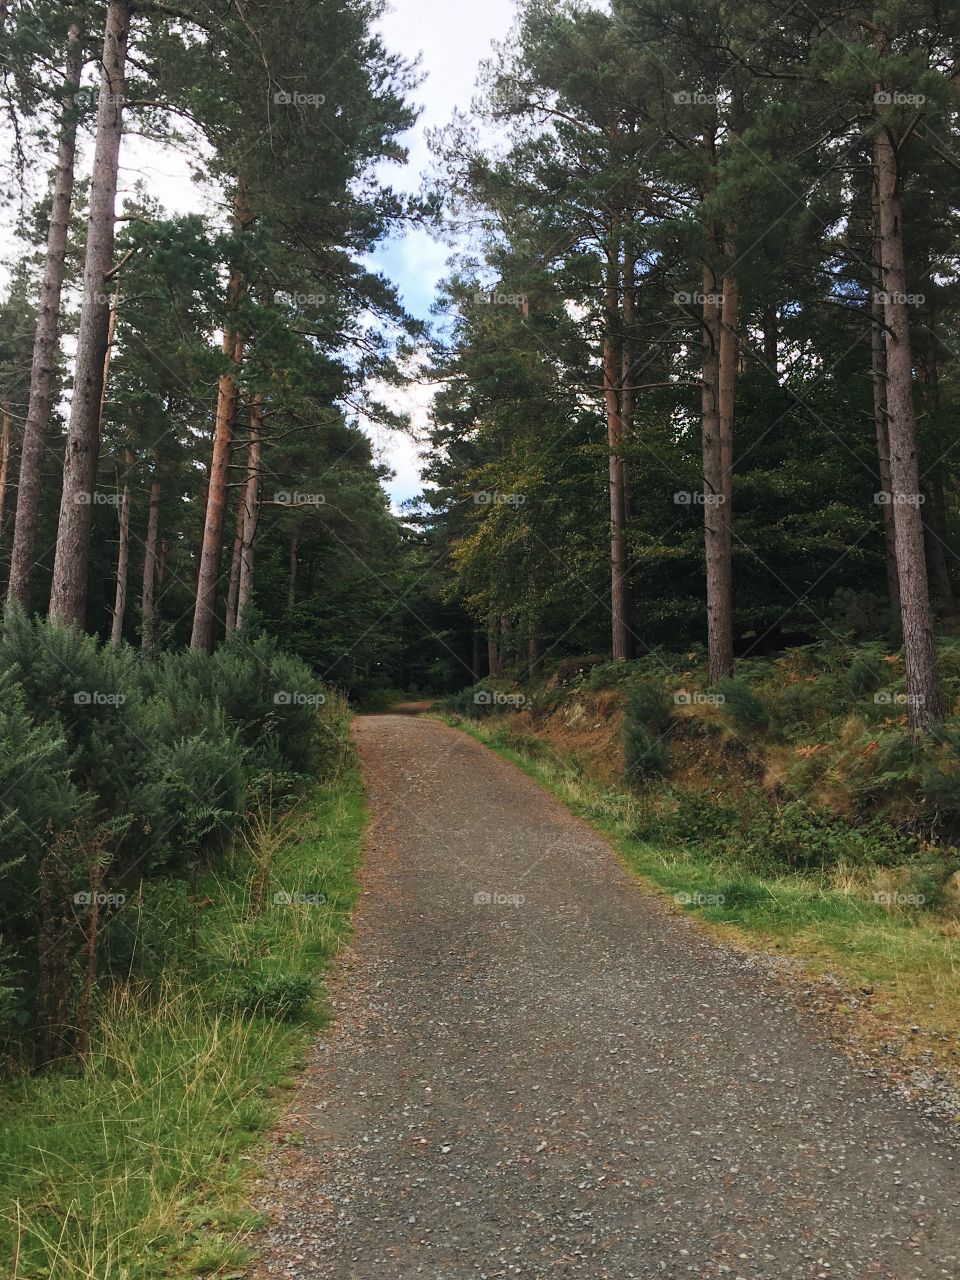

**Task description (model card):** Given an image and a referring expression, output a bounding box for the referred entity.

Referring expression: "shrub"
[848,648,884,698]
[0,611,350,1066]
[623,679,672,784]
[737,800,915,874]
[717,677,769,733]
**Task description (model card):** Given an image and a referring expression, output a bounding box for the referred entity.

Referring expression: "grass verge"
[443,714,960,1092]
[0,767,366,1280]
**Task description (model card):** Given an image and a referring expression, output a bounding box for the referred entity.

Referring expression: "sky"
[364,0,518,505]
[0,0,521,508]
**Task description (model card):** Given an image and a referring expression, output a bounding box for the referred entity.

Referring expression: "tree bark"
[224,505,243,638]
[48,1,130,626]
[8,23,83,609]
[871,220,900,611]
[487,615,501,679]
[0,400,10,535]
[287,529,299,613]
[528,629,543,680]
[710,248,737,683]
[874,125,942,728]
[109,446,133,644]
[917,302,953,609]
[604,236,630,661]
[190,260,245,652]
[702,260,730,684]
[140,471,160,648]
[236,396,262,630]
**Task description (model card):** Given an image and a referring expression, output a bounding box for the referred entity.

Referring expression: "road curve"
[250,714,960,1279]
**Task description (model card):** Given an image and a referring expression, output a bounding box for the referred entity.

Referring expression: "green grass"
[444,714,960,1080]
[0,767,366,1280]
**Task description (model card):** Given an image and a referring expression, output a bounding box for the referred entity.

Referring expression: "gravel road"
[249,715,960,1279]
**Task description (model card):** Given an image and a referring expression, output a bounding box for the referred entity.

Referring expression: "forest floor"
[248,715,960,1280]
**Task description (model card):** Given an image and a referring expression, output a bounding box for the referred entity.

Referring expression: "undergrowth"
[0,768,365,1280]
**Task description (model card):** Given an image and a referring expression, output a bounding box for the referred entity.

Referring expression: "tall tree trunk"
[471,628,482,682]
[710,246,737,683]
[236,396,262,630]
[287,529,299,613]
[0,400,10,535]
[141,471,160,649]
[190,258,245,652]
[620,236,636,526]
[917,301,953,609]
[487,615,501,679]
[871,218,900,611]
[605,237,630,660]
[8,24,83,609]
[701,261,730,684]
[48,1,130,626]
[224,506,244,638]
[528,628,543,680]
[109,446,133,645]
[874,125,942,729]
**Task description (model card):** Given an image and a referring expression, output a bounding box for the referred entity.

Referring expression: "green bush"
[717,677,769,733]
[623,679,672,784]
[0,611,349,1066]
[737,800,915,874]
[848,647,884,698]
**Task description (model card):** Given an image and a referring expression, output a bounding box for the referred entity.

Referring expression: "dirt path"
[250,716,960,1279]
